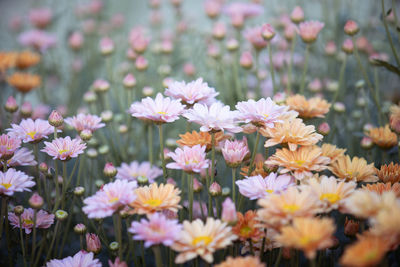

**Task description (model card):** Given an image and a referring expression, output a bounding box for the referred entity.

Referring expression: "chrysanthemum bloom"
[129,183,181,215]
[235,98,288,128]
[241,229,281,255]
[340,235,390,267]
[215,256,265,267]
[329,155,378,182]
[46,250,101,267]
[29,7,52,29]
[6,72,41,93]
[276,217,335,259]
[221,137,250,167]
[176,131,228,151]
[9,208,54,234]
[298,21,324,43]
[108,257,128,267]
[16,50,40,69]
[65,113,105,133]
[286,94,330,119]
[129,93,185,124]
[7,148,37,167]
[0,134,21,160]
[129,212,182,247]
[222,2,263,20]
[83,179,137,218]
[165,78,219,106]
[86,233,101,253]
[116,161,162,183]
[244,26,268,50]
[183,102,241,133]
[366,124,398,149]
[7,118,53,143]
[304,176,356,212]
[42,136,86,161]
[172,218,237,263]
[18,30,57,52]
[321,143,346,163]
[232,210,263,241]
[236,173,295,200]
[265,146,330,180]
[0,51,17,72]
[361,182,400,198]
[0,168,35,196]
[166,145,209,173]
[389,103,400,134]
[377,162,400,183]
[261,118,323,151]
[257,187,320,228]
[240,155,269,177]
[344,20,360,36]
[290,6,304,23]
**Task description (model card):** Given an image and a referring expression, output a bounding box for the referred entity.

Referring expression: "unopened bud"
[83,91,97,103]
[123,73,136,89]
[142,86,154,97]
[341,38,354,54]
[361,137,373,149]
[14,205,24,216]
[80,129,93,141]
[240,51,253,69]
[344,217,359,237]
[290,6,304,24]
[109,241,119,251]
[48,110,64,127]
[74,186,85,196]
[29,192,44,209]
[99,37,114,56]
[55,210,68,221]
[193,178,203,193]
[221,197,237,224]
[137,176,149,186]
[101,110,113,122]
[135,56,148,71]
[318,122,330,135]
[93,79,110,93]
[333,102,346,113]
[222,187,230,197]
[95,179,104,188]
[209,182,221,196]
[261,24,276,40]
[5,96,18,113]
[74,223,87,234]
[20,102,32,117]
[86,233,101,253]
[226,38,239,52]
[39,162,48,173]
[87,148,98,158]
[344,20,359,36]
[119,125,128,134]
[98,145,109,155]
[103,162,117,178]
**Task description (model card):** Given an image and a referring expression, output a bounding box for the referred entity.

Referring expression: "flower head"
[215,256,265,267]
[29,7,52,28]
[86,233,101,253]
[7,118,53,143]
[42,136,86,161]
[0,134,21,160]
[116,161,162,183]
[46,251,101,267]
[366,124,398,149]
[167,145,209,173]
[330,155,378,182]
[221,198,237,224]
[65,113,105,133]
[18,29,57,52]
[0,168,35,196]
[286,95,330,119]
[321,143,346,163]
[232,210,262,241]
[221,137,250,167]
[16,50,41,69]
[165,78,219,105]
[7,148,37,167]
[389,103,400,134]
[244,26,268,50]
[177,131,228,151]
[377,162,400,183]
[9,208,54,234]
[298,21,324,43]
[7,72,41,94]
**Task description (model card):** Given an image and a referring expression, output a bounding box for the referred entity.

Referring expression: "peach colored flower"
[215,256,265,267]
[329,155,378,182]
[286,94,330,119]
[366,124,398,149]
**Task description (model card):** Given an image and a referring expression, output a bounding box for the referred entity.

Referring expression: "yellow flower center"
[27,131,36,139]
[58,149,69,155]
[265,189,274,193]
[300,236,312,245]
[192,235,213,246]
[157,111,167,115]
[320,193,341,204]
[283,204,300,213]
[263,114,269,118]
[1,183,12,189]
[295,160,305,166]
[185,160,199,165]
[239,226,253,237]
[108,197,119,203]
[364,250,378,261]
[23,219,34,225]
[144,198,162,207]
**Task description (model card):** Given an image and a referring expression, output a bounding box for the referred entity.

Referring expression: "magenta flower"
[116,161,162,183]
[165,78,219,106]
[236,173,295,200]
[166,145,209,173]
[7,118,54,143]
[42,136,86,161]
[183,102,241,133]
[18,29,57,52]
[221,137,250,167]
[129,212,182,247]
[0,168,35,196]
[7,148,37,167]
[244,26,268,50]
[222,2,263,19]
[129,93,185,124]
[0,134,21,160]
[65,113,105,133]
[235,98,288,128]
[9,208,54,234]
[46,251,101,267]
[83,179,137,218]
[299,20,325,43]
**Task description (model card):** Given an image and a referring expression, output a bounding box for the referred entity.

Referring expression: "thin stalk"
[233,51,244,100]
[61,161,68,210]
[80,235,84,250]
[382,0,400,66]
[33,144,42,195]
[249,239,254,255]
[152,246,163,267]
[0,197,6,240]
[310,257,317,267]
[189,174,194,221]
[247,131,261,176]
[115,213,123,259]
[30,209,38,264]
[76,155,85,186]
[44,220,60,263]
[18,215,27,267]
[148,124,154,165]
[392,0,400,41]
[254,50,262,99]
[268,43,277,94]
[274,248,283,267]
[299,44,310,94]
[210,132,216,183]
[197,194,205,219]
[140,241,147,267]
[332,55,347,103]
[232,168,237,205]
[158,124,167,182]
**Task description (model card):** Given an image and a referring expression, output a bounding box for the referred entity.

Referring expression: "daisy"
[321,143,346,163]
[129,93,185,124]
[241,229,281,255]
[7,148,37,167]
[389,103,400,133]
[236,173,295,200]
[286,95,331,119]
[0,134,21,160]
[183,102,241,133]
[0,168,35,196]
[366,124,398,149]
[215,256,265,267]
[164,78,219,106]
[232,210,263,241]
[7,118,53,143]
[42,136,86,161]
[46,250,101,267]
[298,21,325,43]
[8,208,54,234]
[116,161,162,183]
[65,113,105,133]
[172,218,237,263]
[377,162,400,183]
[166,145,209,173]
[83,179,137,219]
[362,182,400,197]
[129,212,182,247]
[129,183,181,215]
[176,131,228,151]
[329,155,378,182]
[7,72,41,94]
[221,137,250,167]
[370,197,400,246]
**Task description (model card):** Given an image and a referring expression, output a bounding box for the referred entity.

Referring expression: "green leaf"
[372,59,400,76]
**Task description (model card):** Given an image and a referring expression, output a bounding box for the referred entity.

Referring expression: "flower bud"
[166,178,177,186]
[326,80,339,93]
[142,86,154,97]
[355,80,365,89]
[226,38,239,52]
[103,162,117,178]
[361,137,373,149]
[330,236,340,250]
[135,56,148,71]
[109,241,119,251]
[344,217,359,237]
[193,178,203,193]
[325,41,337,56]
[98,145,109,155]
[95,179,104,188]
[69,31,84,51]
[123,73,136,89]
[221,197,237,224]
[119,125,128,134]
[318,122,330,136]
[99,37,114,55]
[231,14,244,29]
[55,210,68,221]
[222,187,230,197]
[48,110,64,127]
[29,192,44,209]
[74,223,87,235]
[333,102,346,113]
[20,101,32,117]
[87,148,98,158]
[80,129,93,141]
[183,63,196,77]
[137,176,149,186]
[205,0,221,19]
[86,233,101,253]
[39,162,48,173]
[240,51,253,69]
[344,20,359,36]
[74,186,85,196]
[93,79,110,93]
[212,22,226,40]
[83,91,97,103]
[261,23,276,41]
[341,38,354,54]
[290,6,304,24]
[101,110,113,122]
[5,96,18,113]
[14,205,24,216]
[209,182,221,196]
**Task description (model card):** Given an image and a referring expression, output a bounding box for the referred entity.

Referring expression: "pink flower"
[42,136,86,161]
[86,233,101,253]
[165,78,219,106]
[29,8,53,29]
[290,6,304,23]
[183,102,241,133]
[46,250,101,267]
[83,179,137,218]
[65,113,105,133]
[240,51,253,69]
[129,212,182,247]
[221,137,250,167]
[235,98,288,128]
[7,148,37,167]
[32,104,51,119]
[108,257,128,267]
[69,31,84,50]
[244,26,268,50]
[129,93,185,124]
[116,161,162,183]
[166,145,209,173]
[0,168,35,196]
[9,208,54,234]
[0,134,21,160]
[7,118,54,143]
[18,30,57,52]
[299,21,325,43]
[261,23,276,40]
[99,37,114,55]
[344,20,359,36]
[221,198,237,223]
[222,2,263,19]
[236,173,295,200]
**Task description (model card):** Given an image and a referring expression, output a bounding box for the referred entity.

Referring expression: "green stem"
[310,257,317,267]
[232,168,237,205]
[152,246,163,267]
[44,220,60,263]
[54,126,58,139]
[332,55,347,103]
[233,51,244,100]
[148,124,154,165]
[255,50,262,99]
[392,0,400,42]
[210,132,216,183]
[247,131,260,176]
[52,160,60,212]
[274,248,283,267]
[268,43,277,94]
[299,44,310,94]
[158,124,167,182]
[382,0,400,67]
[0,197,6,241]
[18,216,27,267]
[33,144,42,195]
[76,155,85,186]
[61,161,68,210]
[30,209,38,264]
[189,174,194,221]
[249,239,254,255]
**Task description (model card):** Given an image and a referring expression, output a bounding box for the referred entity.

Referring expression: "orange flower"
[329,155,377,182]
[276,217,335,259]
[389,103,400,134]
[377,162,400,183]
[261,118,323,151]
[232,210,263,241]
[215,256,265,267]
[321,143,346,163]
[16,51,41,69]
[366,125,397,149]
[0,52,17,72]
[129,183,181,215]
[340,234,389,267]
[176,130,228,151]
[362,182,400,197]
[265,146,330,180]
[286,94,331,119]
[240,154,270,177]
[7,72,41,93]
